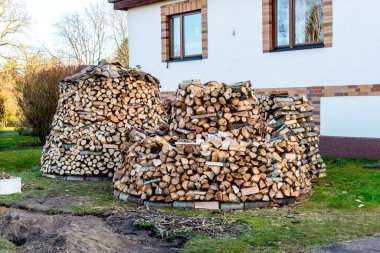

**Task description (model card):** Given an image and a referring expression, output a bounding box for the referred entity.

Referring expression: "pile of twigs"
[108,206,248,239]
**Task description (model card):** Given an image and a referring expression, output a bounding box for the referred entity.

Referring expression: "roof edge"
[110,0,163,10]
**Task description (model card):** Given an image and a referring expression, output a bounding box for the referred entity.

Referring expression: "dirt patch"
[18,194,92,212]
[0,207,181,253]
[0,206,247,253]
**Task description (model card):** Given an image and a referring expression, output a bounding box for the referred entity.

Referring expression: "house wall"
[128,0,380,91]
[127,0,380,159]
[321,96,380,138]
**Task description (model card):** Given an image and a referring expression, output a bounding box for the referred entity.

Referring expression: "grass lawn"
[0,135,40,150]
[180,158,380,253]
[0,142,379,252]
[0,148,134,215]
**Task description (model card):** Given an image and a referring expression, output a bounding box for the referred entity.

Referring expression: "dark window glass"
[184,13,202,56]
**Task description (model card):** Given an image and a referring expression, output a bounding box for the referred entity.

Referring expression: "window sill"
[270,43,325,53]
[166,56,203,63]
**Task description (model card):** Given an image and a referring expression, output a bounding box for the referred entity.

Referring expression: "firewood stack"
[113,81,325,204]
[258,92,326,178]
[40,62,168,178]
[113,129,313,202]
[169,80,262,141]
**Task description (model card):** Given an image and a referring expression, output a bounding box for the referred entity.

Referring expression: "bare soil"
[0,207,182,253]
[17,194,92,212]
[0,196,247,253]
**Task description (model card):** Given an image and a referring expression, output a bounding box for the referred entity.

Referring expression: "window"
[274,0,324,49]
[161,0,208,62]
[170,12,202,59]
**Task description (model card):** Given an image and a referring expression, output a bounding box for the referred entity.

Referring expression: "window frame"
[272,0,324,50]
[169,10,203,60]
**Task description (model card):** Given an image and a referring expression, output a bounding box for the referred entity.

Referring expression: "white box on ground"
[0,177,22,195]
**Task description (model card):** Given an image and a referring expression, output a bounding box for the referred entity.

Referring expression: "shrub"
[14,65,81,144]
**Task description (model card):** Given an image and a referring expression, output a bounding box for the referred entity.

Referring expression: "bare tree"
[109,9,128,51]
[109,9,128,66]
[55,13,89,64]
[55,2,110,65]
[86,3,108,64]
[0,0,29,59]
[55,1,129,65]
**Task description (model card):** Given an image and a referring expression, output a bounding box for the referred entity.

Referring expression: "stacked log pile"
[113,81,325,203]
[169,81,261,140]
[40,62,168,178]
[258,92,326,178]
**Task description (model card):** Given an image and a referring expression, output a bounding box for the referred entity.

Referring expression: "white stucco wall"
[320,96,380,138]
[128,0,380,91]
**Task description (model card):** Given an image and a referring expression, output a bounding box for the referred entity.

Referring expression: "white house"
[109,0,380,159]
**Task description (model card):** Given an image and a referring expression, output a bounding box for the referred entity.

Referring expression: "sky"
[23,0,98,52]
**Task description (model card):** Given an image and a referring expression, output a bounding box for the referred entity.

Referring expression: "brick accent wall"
[161,0,208,62]
[263,0,333,52]
[256,84,380,126]
[262,0,274,53]
[160,84,380,127]
[323,0,333,47]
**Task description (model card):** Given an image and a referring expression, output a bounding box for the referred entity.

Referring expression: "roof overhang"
[108,0,163,10]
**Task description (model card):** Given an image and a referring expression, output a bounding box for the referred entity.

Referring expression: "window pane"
[172,16,181,58]
[276,0,290,46]
[295,0,324,44]
[184,13,202,56]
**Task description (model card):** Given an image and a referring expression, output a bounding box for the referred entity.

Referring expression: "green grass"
[0,147,379,252]
[0,238,16,253]
[0,148,135,215]
[0,148,41,172]
[180,158,380,253]
[0,135,40,150]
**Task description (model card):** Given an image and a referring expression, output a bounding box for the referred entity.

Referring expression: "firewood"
[41,62,168,178]
[111,80,325,204]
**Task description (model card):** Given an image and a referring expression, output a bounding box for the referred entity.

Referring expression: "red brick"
[307,86,324,90]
